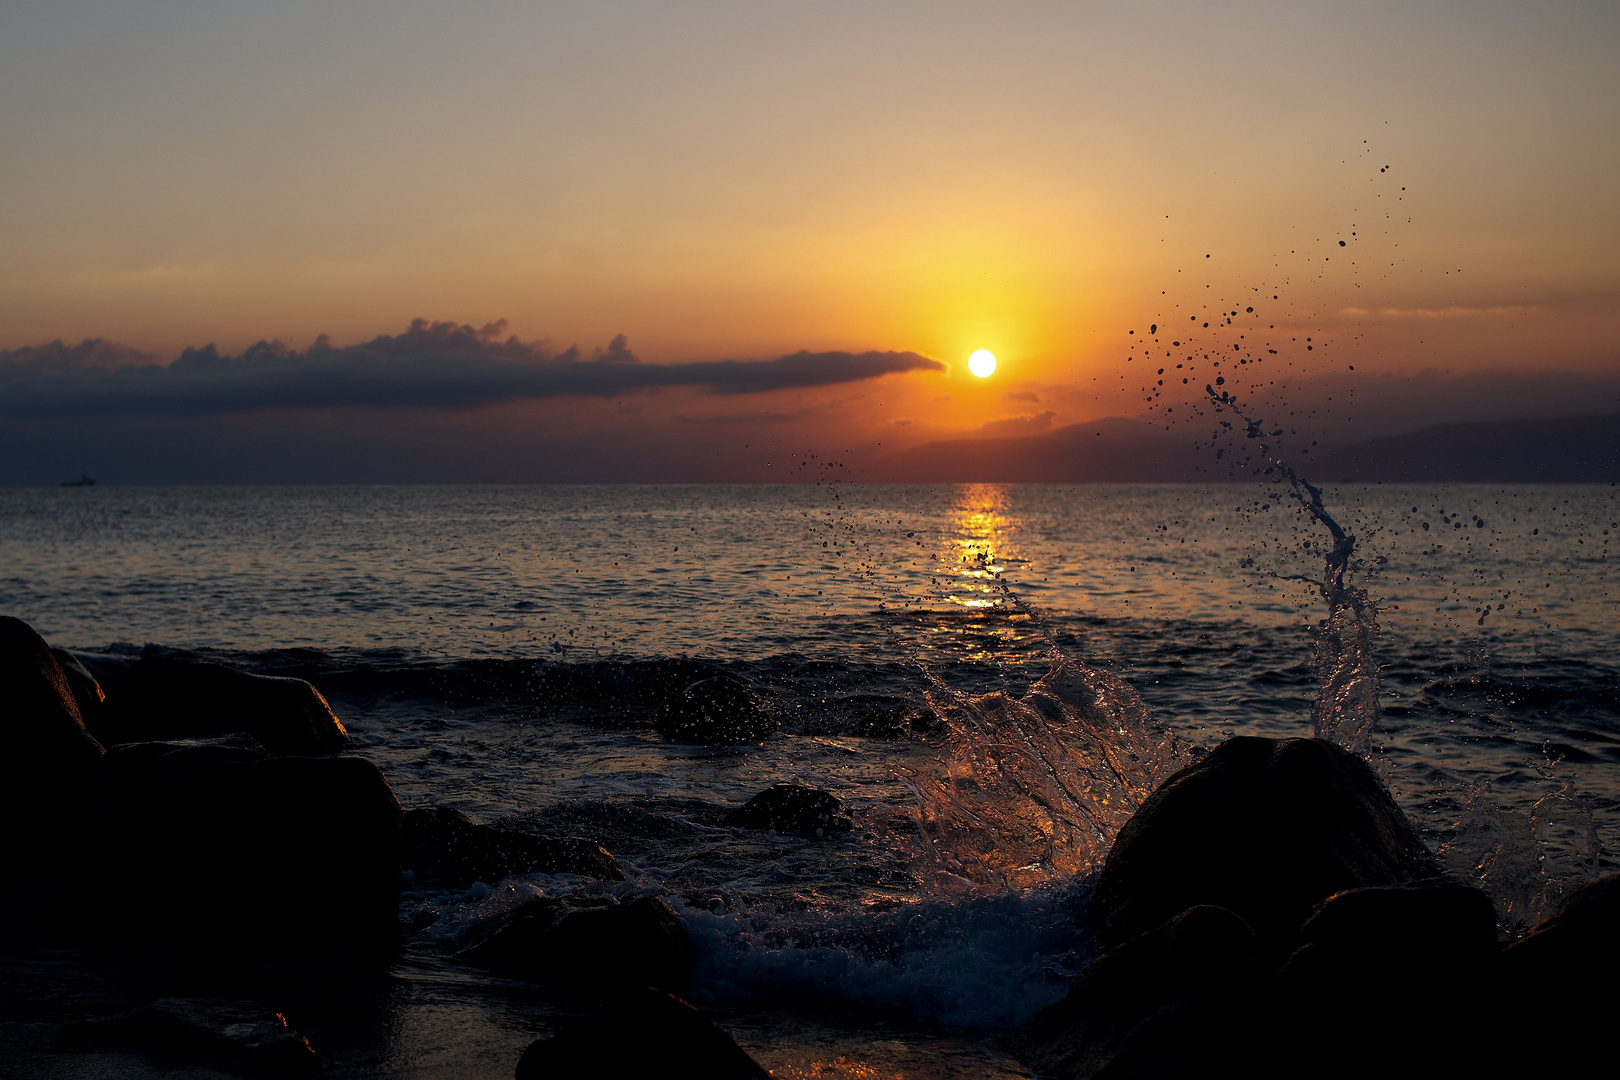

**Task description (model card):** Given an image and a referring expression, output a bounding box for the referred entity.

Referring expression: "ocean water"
[2,481,1616,1078]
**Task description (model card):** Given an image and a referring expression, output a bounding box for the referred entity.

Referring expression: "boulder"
[515,988,770,1080]
[1273,882,1500,1075]
[93,654,349,754]
[1092,737,1439,952]
[1281,881,1498,991]
[460,894,693,995]
[0,617,105,885]
[403,805,624,886]
[1500,869,1620,1060]
[62,997,319,1076]
[723,784,852,835]
[80,748,402,964]
[1013,905,1264,1080]
[656,675,774,744]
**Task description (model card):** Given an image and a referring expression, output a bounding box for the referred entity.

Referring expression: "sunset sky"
[2,1,1615,482]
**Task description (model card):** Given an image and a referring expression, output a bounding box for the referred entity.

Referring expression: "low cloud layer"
[0,319,942,418]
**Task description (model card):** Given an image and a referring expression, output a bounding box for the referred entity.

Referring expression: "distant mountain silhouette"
[874,414,1619,483]
[1311,413,1619,483]
[877,416,1205,482]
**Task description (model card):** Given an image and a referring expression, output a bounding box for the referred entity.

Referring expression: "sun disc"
[968,350,997,378]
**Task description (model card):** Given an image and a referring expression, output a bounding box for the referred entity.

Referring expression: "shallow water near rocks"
[1,482,1615,1076]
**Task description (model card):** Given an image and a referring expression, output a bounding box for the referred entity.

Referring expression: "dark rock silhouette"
[402,805,623,886]
[723,784,852,834]
[656,674,774,744]
[1280,880,1498,993]
[1091,736,1439,952]
[80,747,402,964]
[62,997,319,1076]
[1014,905,1263,1080]
[1500,868,1620,1069]
[460,894,693,996]
[93,654,349,754]
[0,616,105,888]
[515,989,770,1080]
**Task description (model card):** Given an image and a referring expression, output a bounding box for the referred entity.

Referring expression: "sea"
[1,481,1616,1078]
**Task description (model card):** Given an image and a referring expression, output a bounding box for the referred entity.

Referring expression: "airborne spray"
[1204,388,1381,757]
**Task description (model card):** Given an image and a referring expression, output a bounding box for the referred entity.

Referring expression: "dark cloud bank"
[0,319,941,419]
[2,319,1616,483]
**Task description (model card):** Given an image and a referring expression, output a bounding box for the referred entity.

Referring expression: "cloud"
[974,411,1056,437]
[0,318,943,419]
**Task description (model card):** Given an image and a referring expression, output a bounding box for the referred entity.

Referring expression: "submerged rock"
[515,989,770,1080]
[1014,905,1263,1080]
[93,654,349,754]
[723,783,852,834]
[81,749,403,964]
[656,674,775,744]
[403,805,624,885]
[1092,736,1439,952]
[63,997,319,1076]
[0,616,105,886]
[460,894,693,995]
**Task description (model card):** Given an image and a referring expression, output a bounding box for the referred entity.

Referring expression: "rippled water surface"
[1,482,1615,1077]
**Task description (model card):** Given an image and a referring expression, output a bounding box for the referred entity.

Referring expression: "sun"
[968,349,997,378]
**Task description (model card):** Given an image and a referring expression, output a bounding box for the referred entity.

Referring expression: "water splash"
[1207,389,1381,756]
[898,644,1185,895]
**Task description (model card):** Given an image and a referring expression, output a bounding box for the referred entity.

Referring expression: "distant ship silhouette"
[60,474,96,487]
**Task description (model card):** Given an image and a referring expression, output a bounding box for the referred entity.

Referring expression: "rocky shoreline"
[5,613,1615,1077]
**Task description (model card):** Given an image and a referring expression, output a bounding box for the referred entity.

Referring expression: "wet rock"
[50,647,106,730]
[0,617,105,886]
[723,784,852,834]
[93,654,349,754]
[1014,905,1263,1080]
[63,996,319,1076]
[403,805,624,885]
[1281,880,1498,991]
[460,894,693,995]
[656,674,774,744]
[1092,736,1439,952]
[1501,869,1620,1054]
[1273,882,1501,1076]
[81,750,402,964]
[515,988,770,1080]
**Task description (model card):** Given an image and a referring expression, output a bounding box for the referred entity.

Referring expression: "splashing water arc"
[901,648,1186,894]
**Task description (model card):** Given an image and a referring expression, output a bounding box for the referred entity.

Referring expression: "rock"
[1504,869,1620,975]
[515,988,770,1080]
[656,675,774,744]
[0,616,105,885]
[93,654,349,754]
[1092,736,1439,952]
[1501,869,1620,1055]
[62,996,319,1076]
[723,784,852,834]
[403,806,624,886]
[50,647,106,730]
[80,750,402,964]
[460,894,693,995]
[1013,905,1263,1080]
[1272,881,1500,1075]
[1281,881,1499,991]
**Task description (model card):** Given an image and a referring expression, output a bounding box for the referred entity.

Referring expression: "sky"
[1,0,1616,482]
